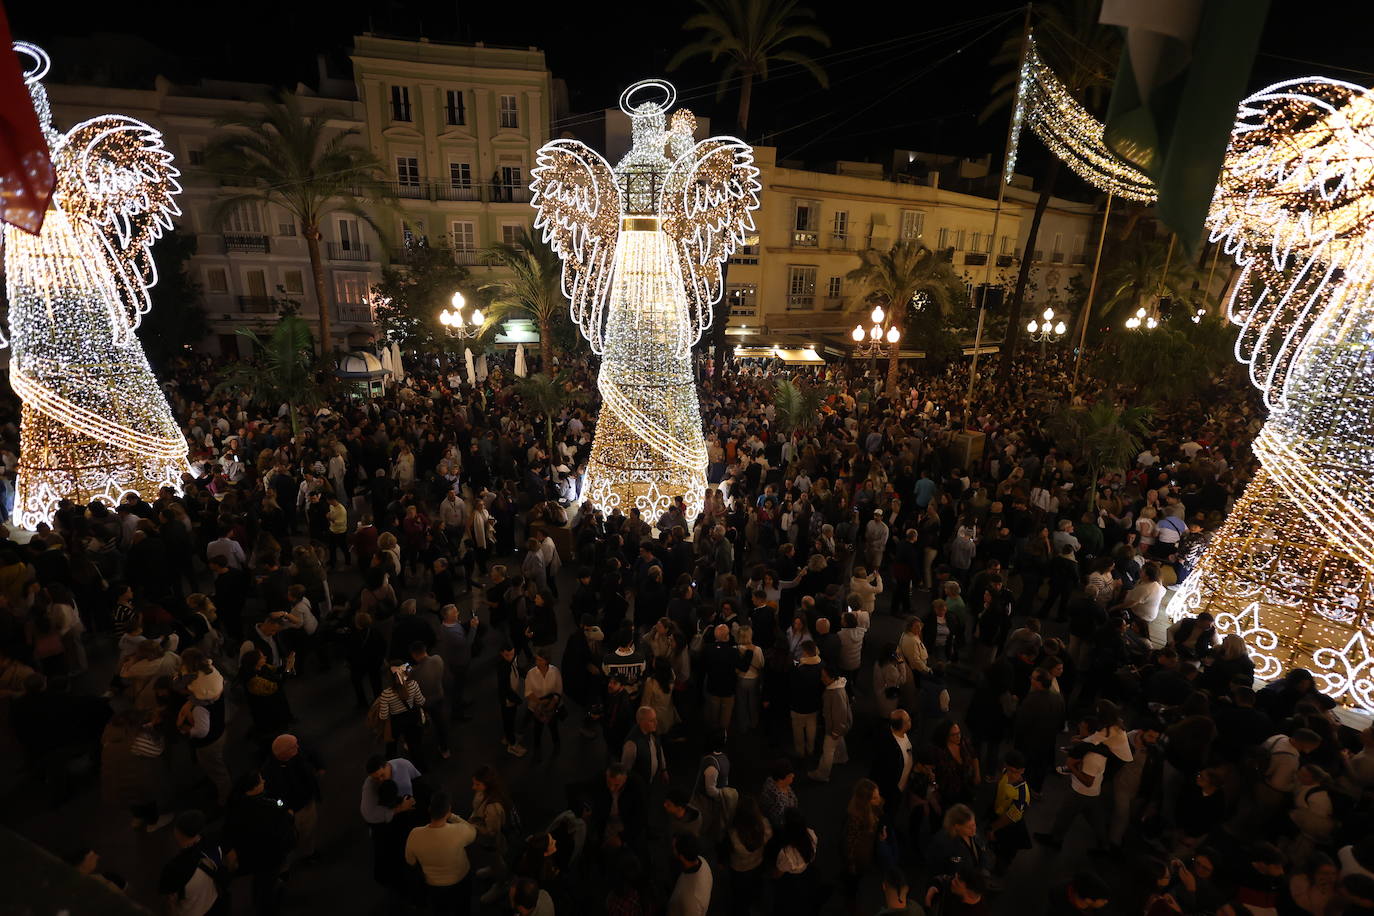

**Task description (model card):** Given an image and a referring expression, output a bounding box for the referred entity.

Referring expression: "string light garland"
[3,43,189,528]
[1006,34,1157,202]
[1166,76,1374,714]
[530,79,760,521]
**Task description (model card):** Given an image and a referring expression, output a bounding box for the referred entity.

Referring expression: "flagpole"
[1071,190,1113,392]
[967,3,1033,408]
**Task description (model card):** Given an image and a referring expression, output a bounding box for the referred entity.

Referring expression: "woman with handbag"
[375,663,427,767]
[523,647,563,763]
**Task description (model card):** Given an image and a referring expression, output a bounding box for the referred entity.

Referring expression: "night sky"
[10,0,1373,198]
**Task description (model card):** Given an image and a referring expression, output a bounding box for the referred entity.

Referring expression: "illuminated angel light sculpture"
[1164,76,1374,712]
[530,79,760,520]
[3,43,188,528]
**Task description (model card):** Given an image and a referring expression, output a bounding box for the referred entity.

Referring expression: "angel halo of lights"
[3,42,189,528]
[1165,75,1374,714]
[530,78,760,521]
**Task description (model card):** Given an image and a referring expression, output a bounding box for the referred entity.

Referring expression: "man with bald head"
[263,734,325,864]
[621,706,668,787]
[871,710,914,817]
[702,623,749,734]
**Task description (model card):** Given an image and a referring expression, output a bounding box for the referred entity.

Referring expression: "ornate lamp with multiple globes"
[3,43,189,528]
[529,79,760,521]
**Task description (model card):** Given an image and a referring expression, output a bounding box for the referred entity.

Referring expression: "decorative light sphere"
[1042,307,1054,322]
[886,325,900,344]
[470,308,483,325]
[851,325,865,342]
[1053,321,1066,335]
[451,290,466,310]
[871,305,885,325]
[1027,320,1039,333]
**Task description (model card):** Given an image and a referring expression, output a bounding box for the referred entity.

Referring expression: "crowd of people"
[3,346,1373,916]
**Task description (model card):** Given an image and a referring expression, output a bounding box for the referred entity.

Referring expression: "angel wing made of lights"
[529,139,621,353]
[1207,77,1374,410]
[659,137,762,347]
[52,114,182,345]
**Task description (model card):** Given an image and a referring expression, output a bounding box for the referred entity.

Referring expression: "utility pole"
[1071,191,1114,392]
[967,3,1034,406]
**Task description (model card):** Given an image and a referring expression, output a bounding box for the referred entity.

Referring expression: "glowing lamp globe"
[850,325,865,342]
[885,326,900,344]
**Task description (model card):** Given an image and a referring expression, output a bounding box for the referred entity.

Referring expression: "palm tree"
[669,0,830,372]
[667,0,830,137]
[773,378,825,435]
[202,93,395,355]
[1046,401,1154,508]
[217,315,325,440]
[482,227,563,374]
[845,241,964,395]
[983,0,1121,379]
[1095,235,1213,322]
[516,373,567,458]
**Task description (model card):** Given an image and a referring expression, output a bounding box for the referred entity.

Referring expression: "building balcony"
[938,247,955,262]
[394,180,428,200]
[787,295,815,311]
[964,252,988,266]
[1051,252,1065,264]
[728,245,759,265]
[729,299,757,318]
[224,233,270,254]
[238,295,275,313]
[337,302,374,323]
[820,296,845,311]
[490,184,531,204]
[1033,249,1045,261]
[327,242,372,262]
[828,233,854,250]
[997,254,1015,267]
[435,183,482,202]
[792,230,820,248]
[453,249,485,266]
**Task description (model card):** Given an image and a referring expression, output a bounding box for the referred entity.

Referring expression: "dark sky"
[11,0,1373,195]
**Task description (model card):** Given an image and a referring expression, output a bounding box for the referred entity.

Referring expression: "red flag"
[0,5,54,235]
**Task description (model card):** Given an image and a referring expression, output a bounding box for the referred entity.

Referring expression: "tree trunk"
[712,264,731,374]
[304,224,330,356]
[998,158,1058,381]
[737,73,754,137]
[539,316,554,376]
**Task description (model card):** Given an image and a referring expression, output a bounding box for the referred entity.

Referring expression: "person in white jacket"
[848,566,884,616]
[836,612,867,687]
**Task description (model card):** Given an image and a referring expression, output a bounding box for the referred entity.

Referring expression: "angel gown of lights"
[3,44,188,528]
[1010,52,1374,712]
[530,80,760,520]
[1163,77,1374,712]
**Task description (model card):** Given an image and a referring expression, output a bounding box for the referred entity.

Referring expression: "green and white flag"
[1100,0,1269,253]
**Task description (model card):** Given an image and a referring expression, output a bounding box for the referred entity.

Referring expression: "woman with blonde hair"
[735,624,765,736]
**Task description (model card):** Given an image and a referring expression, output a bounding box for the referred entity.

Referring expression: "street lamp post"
[1025,305,1067,361]
[438,290,484,340]
[852,304,901,385]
